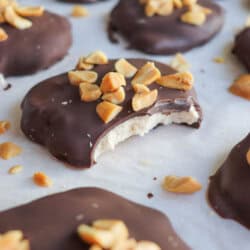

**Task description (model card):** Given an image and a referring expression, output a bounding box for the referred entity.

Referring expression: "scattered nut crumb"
[33,172,53,187]
[213,57,225,64]
[0,120,11,134]
[0,230,30,250]
[163,175,202,194]
[246,149,250,165]
[229,74,250,101]
[8,165,23,175]
[0,142,22,160]
[71,5,88,17]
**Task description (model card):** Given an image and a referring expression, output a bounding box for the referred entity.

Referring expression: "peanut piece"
[85,51,108,65]
[0,120,10,134]
[68,70,98,86]
[100,72,126,93]
[76,57,94,70]
[15,6,44,17]
[0,230,30,250]
[132,89,158,112]
[4,6,32,29]
[102,87,125,104]
[79,82,102,102]
[132,62,161,86]
[8,165,23,174]
[156,0,174,16]
[96,101,122,123]
[163,175,202,194]
[246,149,250,165]
[173,0,183,8]
[93,220,129,244]
[133,84,150,94]
[115,59,137,78]
[170,53,190,72]
[135,241,161,250]
[229,74,250,101]
[33,172,53,187]
[156,71,194,91]
[71,5,88,17]
[0,27,8,41]
[0,142,22,160]
[112,238,137,250]
[78,224,114,249]
[181,10,206,26]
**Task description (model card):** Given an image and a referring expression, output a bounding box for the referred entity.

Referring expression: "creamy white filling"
[93,105,200,161]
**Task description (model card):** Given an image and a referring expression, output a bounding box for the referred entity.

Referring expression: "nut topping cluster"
[78,219,161,250]
[140,0,212,26]
[0,0,44,41]
[68,51,194,124]
[0,230,30,250]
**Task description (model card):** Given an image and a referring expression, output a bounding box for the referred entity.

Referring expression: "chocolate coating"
[109,0,224,55]
[0,187,190,250]
[0,11,72,76]
[233,27,250,72]
[21,59,202,168]
[208,134,250,228]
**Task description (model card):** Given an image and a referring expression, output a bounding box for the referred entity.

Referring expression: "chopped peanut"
[15,6,44,17]
[68,70,98,86]
[4,6,32,29]
[76,57,94,70]
[89,245,102,250]
[0,142,22,160]
[115,59,137,78]
[112,238,137,250]
[173,0,183,8]
[96,101,122,123]
[79,82,102,102]
[170,53,190,72]
[132,84,150,94]
[246,149,250,165]
[180,10,206,26]
[213,57,225,64]
[102,87,125,104]
[132,62,161,86]
[0,120,10,134]
[135,241,161,250]
[85,51,108,65]
[182,0,197,6]
[33,172,53,187]
[156,0,174,16]
[100,72,126,93]
[156,71,194,91]
[163,175,202,194]
[0,27,8,41]
[132,89,158,112]
[0,230,30,250]
[229,74,250,101]
[8,165,23,174]
[78,224,115,249]
[71,5,88,17]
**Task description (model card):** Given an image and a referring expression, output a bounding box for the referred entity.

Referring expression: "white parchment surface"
[0,0,250,249]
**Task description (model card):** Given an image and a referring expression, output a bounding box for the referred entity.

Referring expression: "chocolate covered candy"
[21,56,202,168]
[0,187,190,250]
[109,0,224,55]
[0,1,72,76]
[208,134,250,228]
[233,27,250,72]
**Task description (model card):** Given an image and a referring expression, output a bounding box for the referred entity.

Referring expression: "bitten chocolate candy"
[233,27,250,72]
[0,187,190,250]
[0,11,72,76]
[208,134,250,228]
[21,58,202,168]
[109,0,224,55]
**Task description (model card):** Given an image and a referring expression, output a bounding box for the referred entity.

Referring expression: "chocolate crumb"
[147,193,154,199]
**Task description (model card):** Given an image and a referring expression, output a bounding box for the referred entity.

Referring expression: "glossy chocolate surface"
[0,11,72,76]
[109,0,224,54]
[0,187,190,250]
[233,27,250,72]
[21,59,202,168]
[208,134,250,228]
